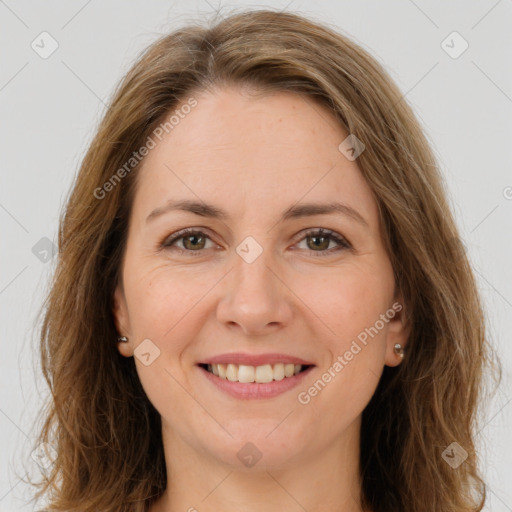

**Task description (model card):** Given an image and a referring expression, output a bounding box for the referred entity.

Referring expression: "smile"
[204,362,305,383]
[197,356,315,399]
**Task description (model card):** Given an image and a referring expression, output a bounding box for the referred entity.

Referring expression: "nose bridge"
[216,235,292,333]
[235,238,275,291]
[233,235,280,305]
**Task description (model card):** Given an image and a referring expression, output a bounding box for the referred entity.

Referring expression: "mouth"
[198,362,313,383]
[197,355,315,399]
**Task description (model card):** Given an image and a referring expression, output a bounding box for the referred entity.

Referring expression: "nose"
[215,245,293,336]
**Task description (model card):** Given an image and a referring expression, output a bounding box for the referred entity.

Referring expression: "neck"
[152,417,365,512]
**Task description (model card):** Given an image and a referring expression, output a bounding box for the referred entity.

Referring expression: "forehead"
[131,86,379,230]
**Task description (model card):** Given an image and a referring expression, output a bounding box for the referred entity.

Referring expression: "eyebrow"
[146,199,369,228]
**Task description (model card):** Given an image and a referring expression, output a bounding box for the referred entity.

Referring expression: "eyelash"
[160,227,351,257]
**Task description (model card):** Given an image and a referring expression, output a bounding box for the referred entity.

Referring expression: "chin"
[200,423,308,471]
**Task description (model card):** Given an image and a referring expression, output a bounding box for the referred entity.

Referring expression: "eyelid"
[161,227,219,251]
[292,227,351,250]
[161,226,352,255]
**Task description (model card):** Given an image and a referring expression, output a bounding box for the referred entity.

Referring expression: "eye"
[294,228,351,256]
[161,227,351,256]
[161,228,216,255]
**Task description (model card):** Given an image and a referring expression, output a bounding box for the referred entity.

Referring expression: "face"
[113,85,409,471]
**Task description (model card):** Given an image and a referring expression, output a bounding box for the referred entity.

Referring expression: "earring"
[394,343,404,359]
[118,336,128,343]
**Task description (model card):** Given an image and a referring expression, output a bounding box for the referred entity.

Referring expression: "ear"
[112,284,134,358]
[384,296,411,367]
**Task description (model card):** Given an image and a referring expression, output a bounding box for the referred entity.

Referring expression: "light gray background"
[1,1,511,510]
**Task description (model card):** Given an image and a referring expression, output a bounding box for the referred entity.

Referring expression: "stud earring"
[394,343,404,358]
[118,336,128,343]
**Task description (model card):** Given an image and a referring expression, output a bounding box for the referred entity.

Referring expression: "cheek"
[295,262,393,346]
[124,269,211,422]
[293,265,392,418]
[125,266,210,342]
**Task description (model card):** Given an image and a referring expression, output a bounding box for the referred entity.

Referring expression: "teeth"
[206,362,304,383]
[226,363,238,381]
[255,364,273,383]
[217,363,227,379]
[273,363,285,381]
[238,365,255,383]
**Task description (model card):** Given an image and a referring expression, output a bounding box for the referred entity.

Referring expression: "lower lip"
[199,365,315,399]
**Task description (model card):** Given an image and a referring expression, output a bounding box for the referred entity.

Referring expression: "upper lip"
[199,352,315,366]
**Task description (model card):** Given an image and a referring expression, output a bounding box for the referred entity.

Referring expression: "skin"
[112,85,410,512]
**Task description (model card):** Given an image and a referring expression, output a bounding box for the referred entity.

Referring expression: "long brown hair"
[29,8,499,511]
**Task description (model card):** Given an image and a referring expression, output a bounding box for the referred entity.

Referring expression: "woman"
[31,8,498,512]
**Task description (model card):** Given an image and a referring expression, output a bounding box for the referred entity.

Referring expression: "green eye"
[162,227,351,256]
